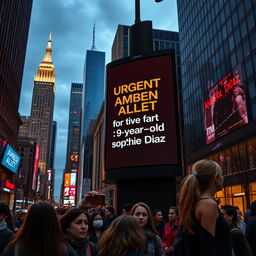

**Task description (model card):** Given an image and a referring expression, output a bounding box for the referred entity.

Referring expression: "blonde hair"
[178,159,221,234]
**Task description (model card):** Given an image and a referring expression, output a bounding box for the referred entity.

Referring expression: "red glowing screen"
[204,64,248,144]
[32,144,40,190]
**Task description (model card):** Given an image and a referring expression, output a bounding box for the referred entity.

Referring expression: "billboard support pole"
[130,0,164,57]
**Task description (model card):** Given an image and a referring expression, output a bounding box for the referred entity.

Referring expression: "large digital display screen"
[105,54,179,170]
[204,65,248,144]
[1,144,21,173]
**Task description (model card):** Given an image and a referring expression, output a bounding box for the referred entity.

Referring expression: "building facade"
[177,0,256,212]
[61,83,82,205]
[82,50,105,137]
[111,25,180,61]
[79,34,105,199]
[29,33,56,200]
[19,116,30,137]
[15,137,38,209]
[65,83,83,172]
[49,120,57,170]
[0,0,33,205]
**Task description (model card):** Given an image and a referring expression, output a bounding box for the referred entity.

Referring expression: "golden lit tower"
[29,33,56,199]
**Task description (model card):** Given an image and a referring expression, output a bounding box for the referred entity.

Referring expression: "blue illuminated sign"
[1,144,21,173]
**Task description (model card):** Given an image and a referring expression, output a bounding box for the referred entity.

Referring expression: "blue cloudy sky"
[19,0,178,201]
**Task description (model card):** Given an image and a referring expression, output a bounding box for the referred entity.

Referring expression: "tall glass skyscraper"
[65,83,83,172]
[82,50,105,137]
[78,27,105,199]
[177,0,256,211]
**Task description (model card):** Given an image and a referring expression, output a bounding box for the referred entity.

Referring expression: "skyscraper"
[0,0,33,205]
[61,83,82,205]
[81,24,105,137]
[177,0,256,211]
[0,0,33,145]
[65,83,83,172]
[29,33,56,199]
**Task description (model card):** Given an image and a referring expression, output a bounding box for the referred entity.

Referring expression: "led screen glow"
[204,65,248,144]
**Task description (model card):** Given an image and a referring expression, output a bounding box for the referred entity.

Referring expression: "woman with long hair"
[174,159,232,256]
[60,208,98,256]
[88,212,105,245]
[1,202,69,256]
[131,202,164,256]
[98,215,146,256]
[153,209,165,239]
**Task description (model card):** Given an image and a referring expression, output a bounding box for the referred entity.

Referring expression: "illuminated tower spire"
[91,22,97,51]
[34,32,55,91]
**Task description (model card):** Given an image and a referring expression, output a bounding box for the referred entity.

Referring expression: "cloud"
[19,0,178,202]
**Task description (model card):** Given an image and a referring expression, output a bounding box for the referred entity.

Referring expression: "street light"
[135,0,164,23]
[130,0,165,57]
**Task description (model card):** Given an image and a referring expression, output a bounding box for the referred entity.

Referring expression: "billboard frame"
[104,49,182,182]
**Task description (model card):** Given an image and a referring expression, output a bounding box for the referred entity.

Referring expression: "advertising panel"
[1,144,21,173]
[70,173,76,186]
[204,65,248,144]
[63,172,76,206]
[105,54,178,170]
[64,173,70,187]
[32,144,40,190]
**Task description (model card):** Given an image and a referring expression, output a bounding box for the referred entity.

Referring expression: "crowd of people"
[0,160,256,256]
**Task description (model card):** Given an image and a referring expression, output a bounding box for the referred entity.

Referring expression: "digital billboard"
[1,144,21,173]
[32,144,40,190]
[63,172,77,206]
[105,54,179,170]
[204,65,248,144]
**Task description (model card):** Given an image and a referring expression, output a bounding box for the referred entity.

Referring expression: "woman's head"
[17,211,26,223]
[153,209,163,223]
[99,216,145,256]
[90,212,104,230]
[178,160,223,234]
[192,159,223,193]
[9,202,66,256]
[168,207,178,223]
[60,208,89,240]
[131,202,157,234]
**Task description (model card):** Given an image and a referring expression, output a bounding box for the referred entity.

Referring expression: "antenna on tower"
[91,22,97,50]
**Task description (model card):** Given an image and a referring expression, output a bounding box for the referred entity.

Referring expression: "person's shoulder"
[196,198,217,214]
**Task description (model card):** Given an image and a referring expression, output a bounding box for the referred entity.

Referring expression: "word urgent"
[113,78,161,116]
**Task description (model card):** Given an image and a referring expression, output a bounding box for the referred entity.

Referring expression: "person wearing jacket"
[98,215,146,256]
[0,203,13,254]
[60,208,98,256]
[221,205,251,256]
[246,200,256,255]
[131,202,165,256]
[162,207,179,256]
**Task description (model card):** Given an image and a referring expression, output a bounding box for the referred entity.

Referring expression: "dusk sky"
[19,0,178,201]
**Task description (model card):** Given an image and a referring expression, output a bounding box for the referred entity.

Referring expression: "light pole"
[130,0,165,57]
